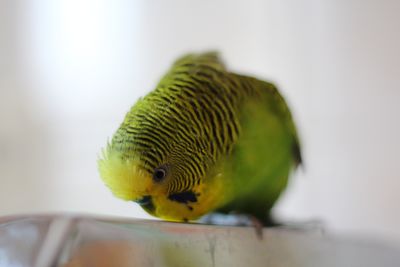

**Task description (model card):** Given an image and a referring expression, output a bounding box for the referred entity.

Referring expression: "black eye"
[153,167,166,182]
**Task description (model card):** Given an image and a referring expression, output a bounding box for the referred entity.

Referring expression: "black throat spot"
[168,191,198,204]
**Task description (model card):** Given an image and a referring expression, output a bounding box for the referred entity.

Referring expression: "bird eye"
[153,167,166,182]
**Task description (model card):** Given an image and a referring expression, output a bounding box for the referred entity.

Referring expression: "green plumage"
[99,52,301,224]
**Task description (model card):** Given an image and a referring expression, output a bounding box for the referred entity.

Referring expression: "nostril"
[136,195,151,205]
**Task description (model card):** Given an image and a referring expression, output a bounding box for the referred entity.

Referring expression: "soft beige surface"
[62,241,144,267]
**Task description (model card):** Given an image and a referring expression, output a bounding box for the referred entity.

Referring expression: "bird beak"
[134,195,155,214]
[135,195,152,205]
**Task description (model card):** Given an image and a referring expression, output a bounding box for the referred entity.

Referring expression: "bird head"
[98,140,225,222]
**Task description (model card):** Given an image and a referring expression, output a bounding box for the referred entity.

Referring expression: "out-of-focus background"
[1,0,399,243]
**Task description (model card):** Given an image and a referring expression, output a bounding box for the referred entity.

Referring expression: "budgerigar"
[98,52,301,225]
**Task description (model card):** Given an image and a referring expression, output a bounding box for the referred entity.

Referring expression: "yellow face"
[98,149,228,222]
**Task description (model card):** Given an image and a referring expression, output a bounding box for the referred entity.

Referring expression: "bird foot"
[198,213,264,240]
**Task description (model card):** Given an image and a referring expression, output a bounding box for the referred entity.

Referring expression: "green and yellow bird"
[98,52,301,225]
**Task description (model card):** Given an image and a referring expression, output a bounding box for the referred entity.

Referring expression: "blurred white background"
[1,0,399,243]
